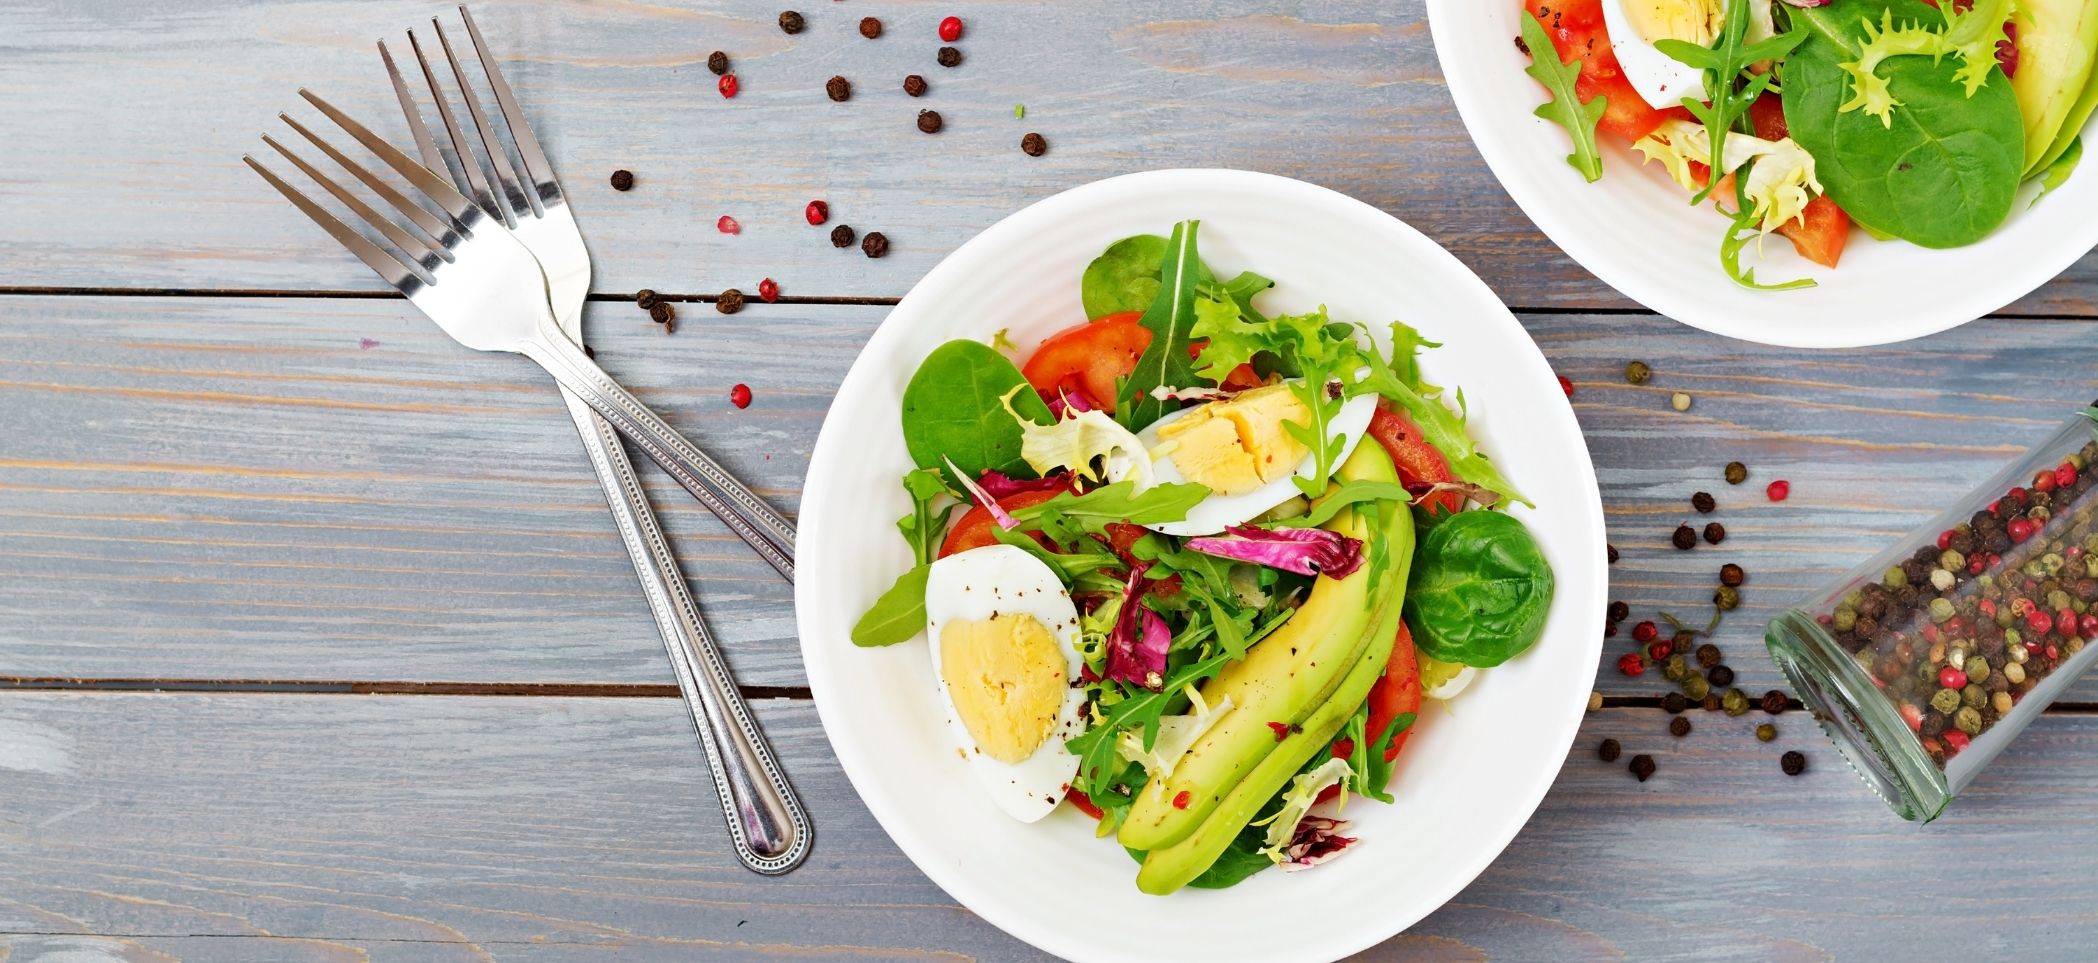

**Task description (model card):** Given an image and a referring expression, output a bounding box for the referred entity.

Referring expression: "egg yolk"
[1155,383,1311,496]
[1624,0,1722,47]
[939,613,1067,763]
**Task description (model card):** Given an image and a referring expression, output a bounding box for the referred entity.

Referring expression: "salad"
[1519,0,2095,289]
[850,221,1557,894]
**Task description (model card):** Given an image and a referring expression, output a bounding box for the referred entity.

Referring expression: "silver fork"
[246,36,807,873]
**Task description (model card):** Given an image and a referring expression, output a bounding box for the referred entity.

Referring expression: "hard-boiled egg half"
[924,544,1088,822]
[1601,0,1728,110]
[1124,381,1377,536]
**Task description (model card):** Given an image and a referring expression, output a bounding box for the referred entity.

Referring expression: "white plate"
[796,169,1606,963]
[1428,1,2098,348]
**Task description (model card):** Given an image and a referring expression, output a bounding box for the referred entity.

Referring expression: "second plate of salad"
[1431,0,2098,347]
[797,169,1605,962]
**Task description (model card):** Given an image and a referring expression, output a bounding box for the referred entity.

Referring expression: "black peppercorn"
[903,73,928,96]
[1707,664,1735,688]
[830,224,856,248]
[1694,643,1722,668]
[778,10,805,34]
[1669,716,1692,738]
[1780,750,1807,776]
[1701,693,1722,712]
[1720,563,1745,587]
[1663,692,1687,714]
[609,169,636,192]
[716,288,745,315]
[938,45,962,67]
[1630,754,1657,781]
[826,75,851,101]
[1608,544,1620,564]
[1673,524,1697,550]
[708,50,729,75]
[1725,461,1747,485]
[862,231,889,258]
[649,301,675,324]
[1625,360,1652,385]
[1598,738,1621,762]
[859,16,882,38]
[1692,491,1716,513]
[917,109,943,133]
[1704,522,1726,544]
[1760,689,1788,715]
[635,288,659,310]
[1021,131,1048,157]
[1608,600,1630,622]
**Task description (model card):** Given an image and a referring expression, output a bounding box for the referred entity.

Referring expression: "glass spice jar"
[1767,406,2098,822]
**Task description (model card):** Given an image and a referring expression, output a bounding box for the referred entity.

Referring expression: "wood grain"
[8,293,2098,704]
[2,692,2092,960]
[6,0,2098,314]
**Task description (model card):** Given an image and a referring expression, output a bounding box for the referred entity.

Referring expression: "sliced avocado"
[2013,0,2098,174]
[1134,548,1410,896]
[2037,39,2098,174]
[1116,444,1403,853]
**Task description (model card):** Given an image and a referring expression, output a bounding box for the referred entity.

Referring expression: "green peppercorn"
[1940,550,1966,571]
[1929,598,1956,623]
[1991,690,2014,715]
[1833,608,1858,632]
[1664,654,1691,683]
[1725,461,1748,485]
[1624,360,1652,385]
[1715,586,1741,610]
[2005,662,2027,684]
[1954,706,1983,735]
[2071,637,2088,657]
[2006,627,2023,647]
[1681,674,1712,701]
[1722,688,1751,716]
[1883,567,1907,590]
[1963,684,1987,709]
[1755,723,1777,742]
[1964,657,1990,684]
[1931,687,1963,714]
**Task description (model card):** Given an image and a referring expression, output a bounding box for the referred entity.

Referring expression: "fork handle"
[562,386,811,875]
[522,329,798,582]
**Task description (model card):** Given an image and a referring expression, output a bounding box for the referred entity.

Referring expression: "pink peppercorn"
[717,215,741,235]
[2047,644,2062,661]
[1617,653,1646,676]
[1900,702,1924,732]
[2009,517,2036,543]
[2059,463,2079,488]
[1766,479,1790,501]
[1943,730,1971,752]
[1939,666,1968,690]
[1938,529,1955,550]
[2062,608,2081,637]
[2030,610,2055,636]
[2081,613,2098,639]
[729,383,752,409]
[1558,375,1574,398]
[1632,620,1658,643]
[718,73,739,98]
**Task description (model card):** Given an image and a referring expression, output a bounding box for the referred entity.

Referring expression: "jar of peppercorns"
[1767,407,2098,822]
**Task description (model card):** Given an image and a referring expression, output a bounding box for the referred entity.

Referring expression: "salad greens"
[1406,510,1556,668]
[1117,222,1207,429]
[901,340,1054,483]
[1654,0,1805,203]
[1081,233,1168,320]
[1522,10,1607,182]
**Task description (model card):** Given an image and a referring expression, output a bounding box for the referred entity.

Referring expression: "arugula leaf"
[990,524,1126,595]
[1283,363,1346,499]
[1081,234,1168,320]
[901,340,1056,484]
[1008,480,1211,542]
[1655,0,1805,203]
[1118,221,1206,429]
[1359,324,1528,507]
[851,563,929,647]
[1067,651,1234,798]
[1275,480,1412,529]
[895,469,957,567]
[2034,137,2083,210]
[1520,10,1606,183]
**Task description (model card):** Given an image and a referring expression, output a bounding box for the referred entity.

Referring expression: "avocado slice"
[2036,49,2098,174]
[1134,540,1410,896]
[2013,0,2098,174]
[1116,444,1405,853]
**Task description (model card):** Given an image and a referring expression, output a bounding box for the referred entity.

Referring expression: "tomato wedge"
[1366,402,1462,517]
[1367,622,1423,763]
[1021,312,1150,414]
[939,489,1061,558]
[1065,787,1105,820]
[1523,0,1690,143]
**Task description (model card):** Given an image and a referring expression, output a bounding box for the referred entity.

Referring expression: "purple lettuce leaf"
[978,468,1071,500]
[1185,525,1365,578]
[1104,561,1170,689]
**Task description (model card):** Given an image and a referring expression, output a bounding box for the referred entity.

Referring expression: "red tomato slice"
[939,489,1061,558]
[1366,402,1462,517]
[1065,788,1105,820]
[1775,194,1849,268]
[1367,622,1423,763]
[1021,312,1150,414]
[1749,91,1788,141]
[1523,0,1691,143]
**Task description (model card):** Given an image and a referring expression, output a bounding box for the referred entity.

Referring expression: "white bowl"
[796,169,1606,963]
[1427,1,2098,348]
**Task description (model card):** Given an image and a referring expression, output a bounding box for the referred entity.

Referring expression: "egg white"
[923,545,1088,823]
[1127,390,1378,537]
[1601,0,1711,111]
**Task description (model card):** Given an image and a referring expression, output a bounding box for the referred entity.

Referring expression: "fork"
[245,15,807,873]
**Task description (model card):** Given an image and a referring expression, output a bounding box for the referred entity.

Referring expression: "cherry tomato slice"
[1021,312,1149,414]
[939,489,1062,558]
[1366,402,1462,517]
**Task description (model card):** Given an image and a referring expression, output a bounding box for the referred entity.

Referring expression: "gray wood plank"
[11,294,2098,704]
[0,692,2089,960]
[6,0,2098,314]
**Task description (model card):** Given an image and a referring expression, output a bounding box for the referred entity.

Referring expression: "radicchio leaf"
[978,468,1071,500]
[1276,816,1357,872]
[946,456,1018,531]
[1185,525,1364,578]
[1046,386,1097,419]
[1105,561,1169,689]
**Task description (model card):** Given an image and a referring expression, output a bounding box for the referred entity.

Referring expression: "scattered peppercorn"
[1708,664,1735,688]
[1608,600,1630,622]
[729,383,753,409]
[608,169,635,191]
[938,45,962,67]
[1693,644,1721,668]
[1588,691,1604,712]
[1671,391,1693,412]
[1558,375,1574,398]
[1756,723,1777,742]
[918,109,943,133]
[1681,674,1711,701]
[939,15,964,41]
[1673,524,1697,550]
[1662,692,1687,714]
[716,214,741,235]
[1714,585,1740,611]
[1781,750,1807,775]
[1624,360,1651,385]
[1725,461,1748,485]
[1598,738,1621,762]
[716,288,745,315]
[1617,652,1646,676]
[1692,491,1716,514]
[1669,716,1692,738]
[1021,132,1047,157]
[718,73,739,98]
[1701,693,1722,712]
[904,73,928,96]
[778,10,805,34]
[1760,689,1788,715]
[1608,544,1620,564]
[830,224,856,248]
[1704,522,1726,545]
[635,288,659,310]
[862,231,890,258]
[1767,479,1791,501]
[1723,688,1751,716]
[1629,754,1656,782]
[805,200,829,226]
[708,50,729,75]
[1720,563,1745,587]
[826,75,851,101]
[649,301,675,325]
[1632,620,1658,643]
[859,16,882,38]
[757,277,780,303]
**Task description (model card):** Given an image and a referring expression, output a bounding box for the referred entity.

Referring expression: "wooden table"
[7,2,2098,959]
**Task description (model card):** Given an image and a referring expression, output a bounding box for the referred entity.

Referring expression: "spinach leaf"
[1117,221,1206,429]
[851,563,929,647]
[1405,510,1555,668]
[895,469,957,567]
[1081,234,1167,320]
[1784,0,2022,248]
[901,339,1055,483]
[1520,10,1606,183]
